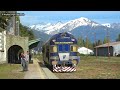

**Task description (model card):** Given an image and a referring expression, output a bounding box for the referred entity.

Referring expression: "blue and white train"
[42,32,80,72]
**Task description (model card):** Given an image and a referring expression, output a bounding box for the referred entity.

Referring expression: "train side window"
[50,45,57,52]
[71,45,78,52]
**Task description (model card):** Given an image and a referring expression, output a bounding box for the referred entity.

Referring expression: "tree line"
[77,34,120,50]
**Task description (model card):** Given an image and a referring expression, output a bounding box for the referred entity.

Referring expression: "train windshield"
[58,44,70,52]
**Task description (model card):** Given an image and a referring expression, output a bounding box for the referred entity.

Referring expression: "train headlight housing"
[71,45,78,52]
[52,60,58,65]
[50,45,57,52]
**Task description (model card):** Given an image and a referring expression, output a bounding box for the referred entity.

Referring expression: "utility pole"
[107,28,110,58]
[94,32,97,58]
[86,35,88,55]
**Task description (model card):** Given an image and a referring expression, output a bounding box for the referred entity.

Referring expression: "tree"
[83,39,85,47]
[84,37,93,49]
[87,38,93,49]
[103,37,109,44]
[97,40,102,45]
[77,37,84,47]
[19,23,35,41]
[0,11,11,29]
[116,34,120,41]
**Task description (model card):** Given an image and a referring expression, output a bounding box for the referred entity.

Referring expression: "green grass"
[55,56,120,79]
[0,64,25,79]
[33,54,120,79]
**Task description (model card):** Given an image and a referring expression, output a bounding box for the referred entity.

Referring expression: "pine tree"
[103,37,109,44]
[77,36,84,47]
[84,37,93,49]
[19,23,35,41]
[97,40,102,45]
[116,34,120,41]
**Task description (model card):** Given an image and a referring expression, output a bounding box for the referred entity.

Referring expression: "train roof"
[50,32,75,40]
[43,32,77,45]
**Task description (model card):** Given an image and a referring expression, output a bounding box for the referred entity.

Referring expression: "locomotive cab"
[42,32,80,72]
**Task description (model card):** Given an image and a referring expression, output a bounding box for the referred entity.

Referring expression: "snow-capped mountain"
[111,23,120,29]
[29,22,52,31]
[29,21,64,34]
[102,23,111,28]
[29,17,120,43]
[30,17,101,35]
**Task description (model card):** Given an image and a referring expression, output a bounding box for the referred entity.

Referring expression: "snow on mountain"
[102,23,111,28]
[30,25,36,29]
[58,17,101,31]
[111,23,120,29]
[29,23,52,31]
[29,18,120,43]
[29,17,102,35]
[45,21,63,34]
[29,21,64,34]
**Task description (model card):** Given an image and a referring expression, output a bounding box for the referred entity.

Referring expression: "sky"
[17,11,120,26]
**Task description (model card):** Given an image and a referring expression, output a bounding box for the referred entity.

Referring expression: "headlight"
[50,45,57,52]
[71,45,78,52]
[52,61,58,65]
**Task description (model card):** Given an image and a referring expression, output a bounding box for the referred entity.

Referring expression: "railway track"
[38,60,59,79]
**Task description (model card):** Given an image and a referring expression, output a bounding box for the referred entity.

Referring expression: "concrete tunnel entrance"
[8,45,24,64]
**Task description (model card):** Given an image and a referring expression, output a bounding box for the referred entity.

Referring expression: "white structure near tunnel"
[0,31,7,63]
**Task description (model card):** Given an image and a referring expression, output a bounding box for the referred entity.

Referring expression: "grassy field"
[0,63,25,79]
[55,56,120,79]
[34,54,120,79]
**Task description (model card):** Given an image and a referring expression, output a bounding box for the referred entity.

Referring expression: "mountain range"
[29,17,120,43]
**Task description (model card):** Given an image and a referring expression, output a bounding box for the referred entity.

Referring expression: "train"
[42,32,80,72]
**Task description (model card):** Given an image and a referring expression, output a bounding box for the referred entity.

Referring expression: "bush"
[79,54,86,56]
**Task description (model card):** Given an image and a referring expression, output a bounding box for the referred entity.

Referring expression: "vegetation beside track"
[0,64,25,79]
[34,54,120,79]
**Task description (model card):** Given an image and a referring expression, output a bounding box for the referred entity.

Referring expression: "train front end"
[49,33,80,72]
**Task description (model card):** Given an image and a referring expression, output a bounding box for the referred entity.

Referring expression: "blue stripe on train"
[50,53,58,56]
[50,52,77,56]
[70,52,77,56]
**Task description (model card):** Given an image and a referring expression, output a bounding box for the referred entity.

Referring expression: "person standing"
[25,51,29,71]
[29,51,32,63]
[20,52,26,71]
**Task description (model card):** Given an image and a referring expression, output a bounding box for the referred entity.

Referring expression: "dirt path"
[24,58,46,79]
[24,58,58,79]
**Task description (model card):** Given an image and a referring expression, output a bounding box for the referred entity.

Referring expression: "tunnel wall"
[6,35,29,63]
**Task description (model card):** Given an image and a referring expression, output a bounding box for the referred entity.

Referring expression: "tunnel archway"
[8,45,24,64]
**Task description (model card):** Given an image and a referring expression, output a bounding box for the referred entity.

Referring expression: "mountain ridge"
[29,17,120,43]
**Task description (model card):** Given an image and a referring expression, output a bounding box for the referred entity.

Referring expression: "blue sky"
[18,11,120,26]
